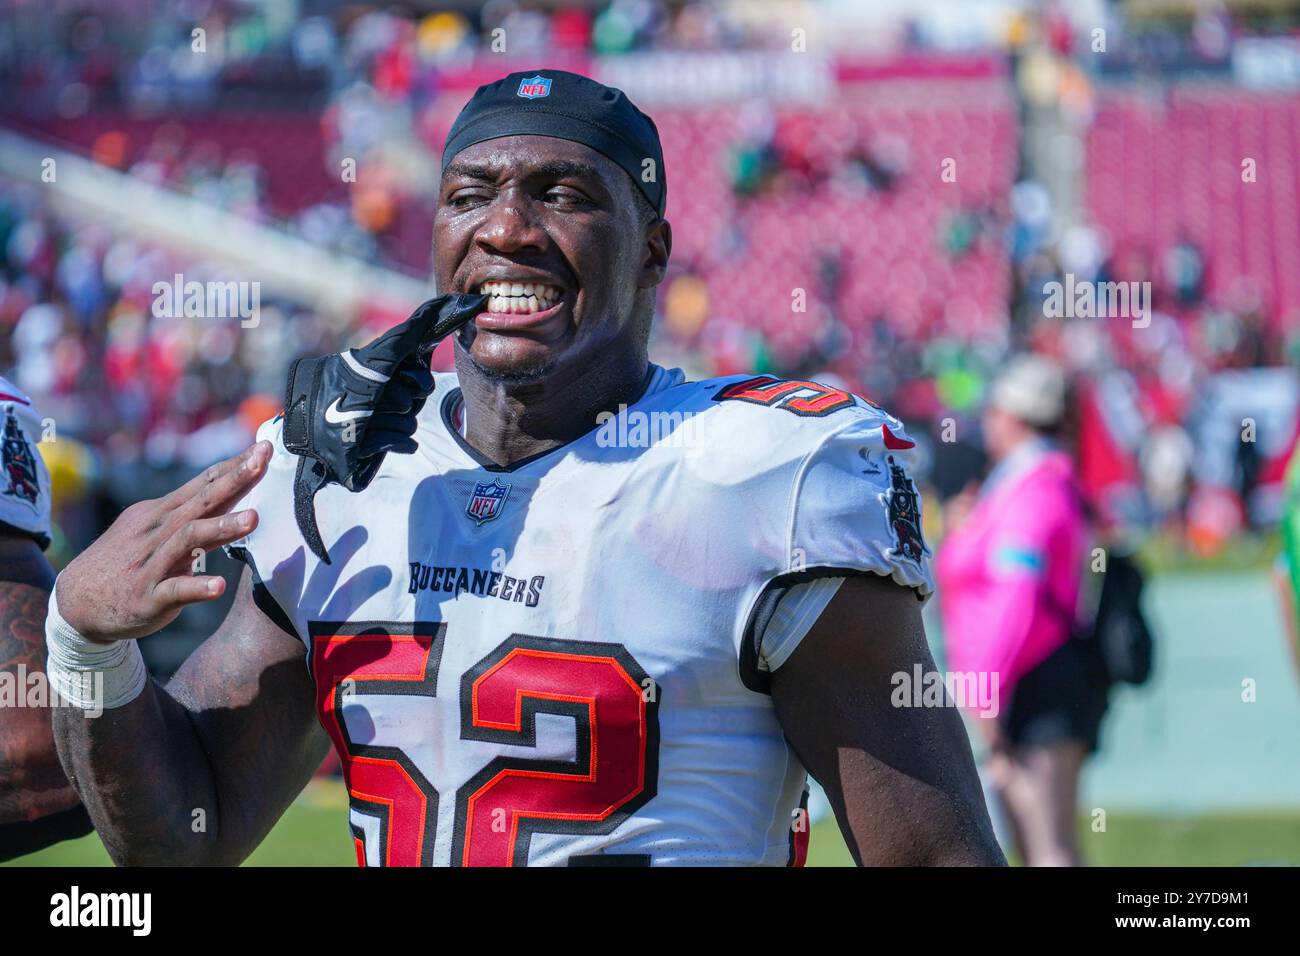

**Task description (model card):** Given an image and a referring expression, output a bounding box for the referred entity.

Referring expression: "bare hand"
[55,442,272,643]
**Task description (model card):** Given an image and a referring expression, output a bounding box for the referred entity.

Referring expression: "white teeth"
[477,281,560,312]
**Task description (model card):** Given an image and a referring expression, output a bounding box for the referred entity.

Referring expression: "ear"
[637,217,672,290]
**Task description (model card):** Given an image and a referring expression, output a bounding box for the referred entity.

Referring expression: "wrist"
[50,572,108,644]
[45,578,147,713]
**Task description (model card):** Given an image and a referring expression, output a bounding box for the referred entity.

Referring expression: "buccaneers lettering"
[408,562,544,607]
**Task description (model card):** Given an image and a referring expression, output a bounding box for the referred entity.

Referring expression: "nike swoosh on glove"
[282,292,487,563]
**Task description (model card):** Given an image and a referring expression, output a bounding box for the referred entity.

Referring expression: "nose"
[474,190,547,256]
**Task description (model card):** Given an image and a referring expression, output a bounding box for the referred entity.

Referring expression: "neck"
[995,431,1045,465]
[454,343,651,467]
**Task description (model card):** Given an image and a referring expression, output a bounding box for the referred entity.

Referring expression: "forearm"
[52,678,230,865]
[0,585,74,823]
[43,443,318,865]
[0,536,82,825]
[0,709,81,824]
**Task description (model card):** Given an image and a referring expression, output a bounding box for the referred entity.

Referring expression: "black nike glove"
[282,292,486,563]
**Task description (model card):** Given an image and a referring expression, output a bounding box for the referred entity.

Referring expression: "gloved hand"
[282,292,486,562]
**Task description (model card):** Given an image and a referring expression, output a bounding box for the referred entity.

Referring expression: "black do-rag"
[441,69,666,217]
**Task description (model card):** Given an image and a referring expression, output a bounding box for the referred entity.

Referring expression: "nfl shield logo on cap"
[516,75,551,99]
[466,478,511,525]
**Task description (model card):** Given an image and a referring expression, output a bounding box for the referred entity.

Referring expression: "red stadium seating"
[5,77,1021,347]
[1087,87,1300,326]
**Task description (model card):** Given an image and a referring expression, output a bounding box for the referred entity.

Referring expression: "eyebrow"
[442,158,607,186]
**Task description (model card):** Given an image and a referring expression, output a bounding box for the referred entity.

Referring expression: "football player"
[0,378,93,861]
[50,71,1003,866]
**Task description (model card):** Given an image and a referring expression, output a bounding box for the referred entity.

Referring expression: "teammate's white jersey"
[0,376,51,549]
[229,364,933,866]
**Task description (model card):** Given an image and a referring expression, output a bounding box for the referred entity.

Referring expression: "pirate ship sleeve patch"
[784,413,935,601]
[0,393,53,548]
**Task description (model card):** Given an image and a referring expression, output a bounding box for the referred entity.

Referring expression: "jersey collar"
[438,364,673,473]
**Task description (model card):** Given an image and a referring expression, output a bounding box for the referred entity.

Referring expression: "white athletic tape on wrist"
[45,582,147,712]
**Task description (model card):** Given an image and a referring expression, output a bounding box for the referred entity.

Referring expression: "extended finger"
[162,442,261,509]
[353,293,487,378]
[181,442,272,519]
[352,313,436,380]
[418,292,488,350]
[151,509,259,576]
[150,573,229,613]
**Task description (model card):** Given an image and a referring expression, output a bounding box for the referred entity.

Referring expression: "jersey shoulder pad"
[786,403,934,598]
[690,372,913,468]
[696,374,934,597]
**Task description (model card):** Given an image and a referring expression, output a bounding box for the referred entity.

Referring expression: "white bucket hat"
[989,354,1067,428]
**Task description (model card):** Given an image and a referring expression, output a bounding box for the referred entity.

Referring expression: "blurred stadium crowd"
[2,0,1299,581]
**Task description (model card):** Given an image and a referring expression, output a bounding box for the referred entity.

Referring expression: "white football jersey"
[0,376,51,549]
[229,364,933,866]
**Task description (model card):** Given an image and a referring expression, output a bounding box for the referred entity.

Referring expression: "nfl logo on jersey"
[466,478,511,525]
[516,75,551,99]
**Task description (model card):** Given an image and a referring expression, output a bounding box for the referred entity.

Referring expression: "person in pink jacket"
[937,355,1107,866]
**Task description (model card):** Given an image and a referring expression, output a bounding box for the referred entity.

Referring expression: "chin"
[458,333,559,385]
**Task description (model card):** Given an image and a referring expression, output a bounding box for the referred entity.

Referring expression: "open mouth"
[475,279,564,315]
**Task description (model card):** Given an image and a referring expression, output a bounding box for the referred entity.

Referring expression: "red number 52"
[310,623,660,867]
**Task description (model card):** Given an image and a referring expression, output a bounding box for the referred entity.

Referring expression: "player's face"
[982,405,1024,461]
[434,135,663,382]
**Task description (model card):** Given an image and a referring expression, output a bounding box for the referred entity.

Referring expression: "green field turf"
[6,779,1300,867]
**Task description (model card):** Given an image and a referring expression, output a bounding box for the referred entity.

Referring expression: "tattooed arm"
[51,443,328,866]
[0,530,93,859]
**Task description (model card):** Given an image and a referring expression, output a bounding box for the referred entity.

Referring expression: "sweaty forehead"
[440,135,623,189]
